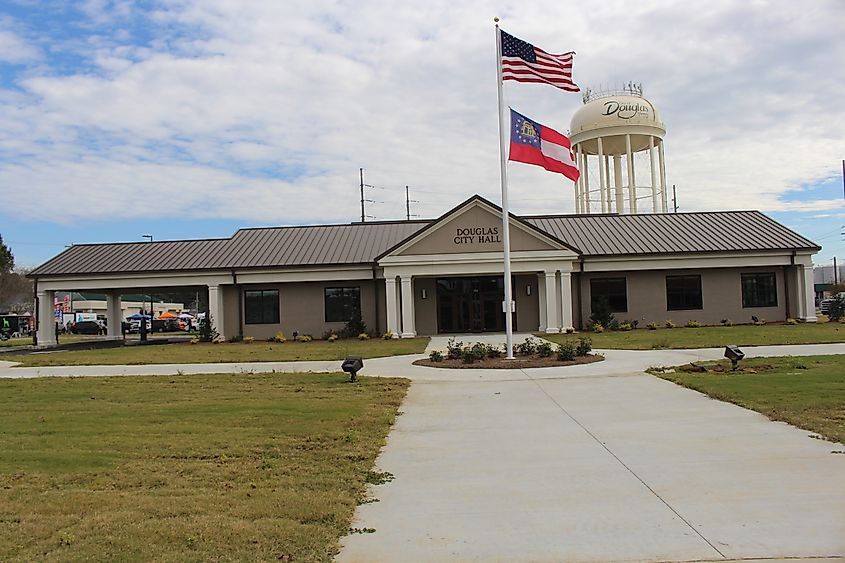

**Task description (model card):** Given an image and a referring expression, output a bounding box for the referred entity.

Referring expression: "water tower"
[569,83,667,214]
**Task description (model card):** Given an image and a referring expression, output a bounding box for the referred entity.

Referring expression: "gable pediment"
[382,196,575,258]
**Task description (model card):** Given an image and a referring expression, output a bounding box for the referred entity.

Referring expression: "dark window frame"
[666,275,703,311]
[244,289,280,325]
[324,286,362,323]
[589,277,628,313]
[741,272,778,308]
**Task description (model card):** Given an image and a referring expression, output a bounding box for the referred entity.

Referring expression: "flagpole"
[494,18,515,359]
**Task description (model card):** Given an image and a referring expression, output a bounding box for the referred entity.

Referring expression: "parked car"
[71,320,107,335]
[820,292,845,314]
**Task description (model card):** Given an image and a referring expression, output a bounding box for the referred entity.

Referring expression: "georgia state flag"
[509,109,580,182]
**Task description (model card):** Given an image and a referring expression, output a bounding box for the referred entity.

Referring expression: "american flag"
[500,29,579,92]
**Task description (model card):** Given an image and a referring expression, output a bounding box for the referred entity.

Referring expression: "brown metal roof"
[29,200,819,278]
[525,211,820,256]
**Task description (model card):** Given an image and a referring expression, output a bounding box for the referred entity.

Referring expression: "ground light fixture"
[341,356,364,383]
[724,345,745,371]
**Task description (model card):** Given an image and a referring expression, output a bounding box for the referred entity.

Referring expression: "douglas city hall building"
[29,194,819,345]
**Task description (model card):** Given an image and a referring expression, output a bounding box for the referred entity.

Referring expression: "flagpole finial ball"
[494,16,499,23]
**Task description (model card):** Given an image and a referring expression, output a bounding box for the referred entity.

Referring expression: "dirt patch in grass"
[673,362,773,374]
[413,354,604,369]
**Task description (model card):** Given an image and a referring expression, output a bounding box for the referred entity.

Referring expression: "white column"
[208,284,226,341]
[799,265,818,322]
[106,291,122,339]
[544,271,559,333]
[658,141,668,212]
[649,136,659,213]
[36,290,57,346]
[626,133,637,214]
[400,275,416,338]
[538,273,547,332]
[613,155,624,213]
[583,152,591,213]
[385,277,400,337]
[597,137,607,213]
[575,146,583,214]
[560,272,573,331]
[605,154,612,213]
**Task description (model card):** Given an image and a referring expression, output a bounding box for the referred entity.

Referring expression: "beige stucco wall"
[237,280,381,340]
[413,278,438,336]
[579,266,787,328]
[514,274,539,332]
[400,206,556,255]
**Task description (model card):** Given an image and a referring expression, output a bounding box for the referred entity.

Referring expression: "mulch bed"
[676,362,773,374]
[413,353,604,369]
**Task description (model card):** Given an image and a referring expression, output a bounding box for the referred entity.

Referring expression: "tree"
[0,235,13,274]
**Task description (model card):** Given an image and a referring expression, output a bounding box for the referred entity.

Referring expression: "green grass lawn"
[543,321,845,350]
[655,355,845,444]
[0,372,409,561]
[8,337,431,367]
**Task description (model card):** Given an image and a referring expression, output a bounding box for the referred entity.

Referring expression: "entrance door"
[437,277,508,333]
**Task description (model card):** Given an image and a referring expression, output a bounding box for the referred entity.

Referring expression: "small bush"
[646,322,658,330]
[446,338,463,360]
[786,318,798,325]
[618,322,633,331]
[382,331,394,340]
[664,319,676,329]
[685,320,701,328]
[589,296,615,332]
[327,334,338,342]
[751,316,766,326]
[357,333,370,340]
[243,336,255,344]
[557,342,576,361]
[273,331,286,343]
[190,338,199,344]
[829,296,845,321]
[720,318,733,327]
[296,334,313,342]
[486,345,503,359]
[515,337,538,356]
[429,350,443,362]
[576,336,592,356]
[565,327,575,334]
[593,323,605,333]
[341,313,367,339]
[536,341,553,357]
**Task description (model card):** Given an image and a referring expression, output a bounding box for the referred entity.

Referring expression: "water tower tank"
[569,84,667,214]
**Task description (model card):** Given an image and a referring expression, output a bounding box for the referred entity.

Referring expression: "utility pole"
[672,184,678,213]
[360,168,365,222]
[405,186,419,221]
[835,257,839,285]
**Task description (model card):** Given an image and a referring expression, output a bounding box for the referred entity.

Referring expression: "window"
[244,289,280,324]
[590,277,627,312]
[666,275,702,310]
[742,272,777,308]
[325,287,361,322]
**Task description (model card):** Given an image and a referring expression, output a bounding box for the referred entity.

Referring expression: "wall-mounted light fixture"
[526,284,532,296]
[421,288,428,300]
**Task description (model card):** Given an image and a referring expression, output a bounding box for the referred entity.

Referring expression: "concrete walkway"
[1,342,844,562]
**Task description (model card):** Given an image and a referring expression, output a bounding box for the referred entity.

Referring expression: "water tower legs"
[604,155,612,212]
[613,155,624,213]
[626,134,637,214]
[649,136,659,213]
[658,142,668,212]
[597,137,607,213]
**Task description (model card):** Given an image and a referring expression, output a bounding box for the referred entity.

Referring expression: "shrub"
[720,318,733,326]
[557,342,576,361]
[618,322,633,331]
[460,343,487,364]
[243,336,255,344]
[446,338,463,360]
[515,337,537,356]
[828,295,845,321]
[536,341,553,357]
[589,296,615,332]
[198,313,219,343]
[752,316,766,326]
[273,331,286,343]
[592,323,605,333]
[327,334,338,342]
[786,318,798,325]
[565,327,575,334]
[382,331,394,340]
[664,319,676,329]
[357,333,370,340]
[190,338,199,345]
[342,313,367,338]
[296,334,313,342]
[646,322,658,330]
[685,320,701,328]
[429,350,443,362]
[576,336,592,356]
[486,344,503,359]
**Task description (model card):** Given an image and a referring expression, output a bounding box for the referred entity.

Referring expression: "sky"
[0,0,844,269]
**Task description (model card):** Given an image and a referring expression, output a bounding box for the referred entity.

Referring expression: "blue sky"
[1,1,844,268]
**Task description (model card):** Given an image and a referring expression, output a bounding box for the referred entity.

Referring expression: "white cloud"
[0,0,844,229]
